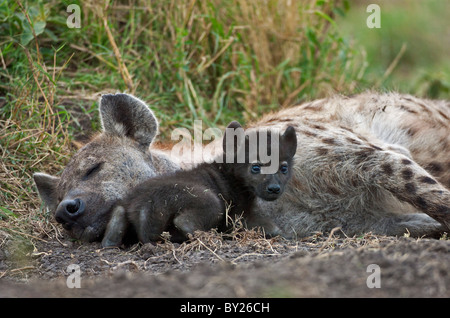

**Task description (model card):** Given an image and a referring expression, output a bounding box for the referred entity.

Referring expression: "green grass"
[1,0,363,130]
[337,0,450,98]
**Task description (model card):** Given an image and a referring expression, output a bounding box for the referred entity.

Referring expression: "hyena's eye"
[251,164,261,174]
[280,164,288,174]
[83,162,103,180]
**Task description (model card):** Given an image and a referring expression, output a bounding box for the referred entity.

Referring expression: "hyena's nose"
[55,198,86,226]
[267,184,281,194]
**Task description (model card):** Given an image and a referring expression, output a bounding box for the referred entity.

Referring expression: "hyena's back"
[249,92,450,238]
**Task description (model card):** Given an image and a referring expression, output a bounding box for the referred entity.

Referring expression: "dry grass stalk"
[102,15,134,93]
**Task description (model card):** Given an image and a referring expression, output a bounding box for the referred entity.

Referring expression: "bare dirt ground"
[1,227,449,298]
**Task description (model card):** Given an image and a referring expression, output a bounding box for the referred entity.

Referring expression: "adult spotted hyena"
[34,92,450,241]
[33,94,179,242]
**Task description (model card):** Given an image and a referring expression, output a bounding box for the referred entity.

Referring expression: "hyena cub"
[101,122,297,247]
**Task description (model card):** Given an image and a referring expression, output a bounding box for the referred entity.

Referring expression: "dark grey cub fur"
[102,122,297,247]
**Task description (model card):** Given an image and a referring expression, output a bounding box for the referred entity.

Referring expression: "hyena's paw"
[244,215,283,237]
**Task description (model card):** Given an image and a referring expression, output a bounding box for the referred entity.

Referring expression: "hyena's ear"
[99,94,159,150]
[281,126,297,158]
[33,173,60,213]
[222,121,244,154]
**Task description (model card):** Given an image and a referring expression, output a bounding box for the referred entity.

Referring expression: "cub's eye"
[280,165,288,174]
[251,164,261,174]
[83,162,103,180]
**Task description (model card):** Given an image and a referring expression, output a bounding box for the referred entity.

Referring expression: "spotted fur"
[243,92,450,237]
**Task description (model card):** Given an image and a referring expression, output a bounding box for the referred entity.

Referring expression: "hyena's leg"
[102,205,128,247]
[128,204,173,243]
[102,202,172,246]
[371,213,444,237]
[173,196,224,239]
[371,151,450,233]
[243,211,282,237]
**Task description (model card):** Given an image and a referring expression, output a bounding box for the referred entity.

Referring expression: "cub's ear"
[226,121,242,130]
[33,173,60,214]
[99,94,159,150]
[222,121,244,154]
[281,126,297,158]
